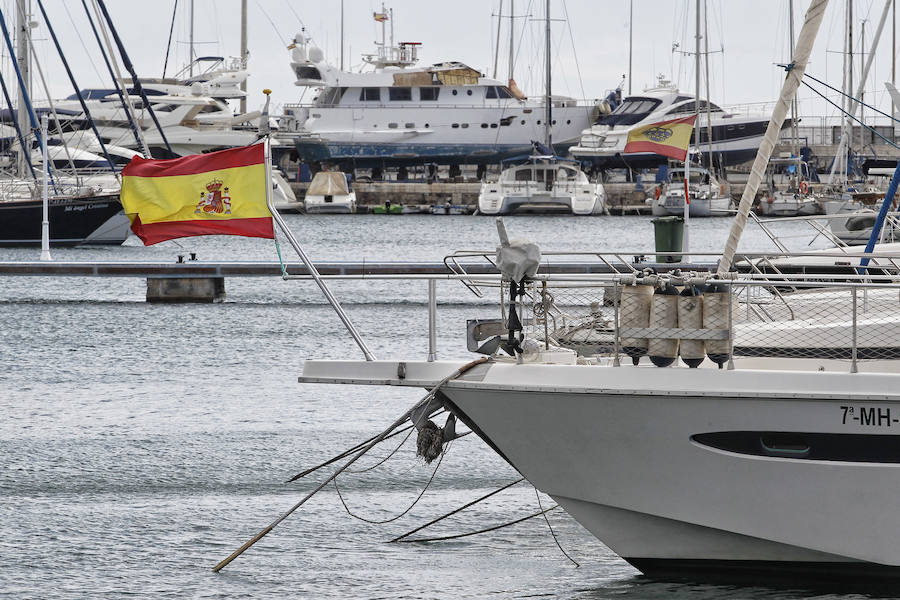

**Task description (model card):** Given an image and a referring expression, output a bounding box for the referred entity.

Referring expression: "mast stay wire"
[800,76,900,151]
[255,0,287,47]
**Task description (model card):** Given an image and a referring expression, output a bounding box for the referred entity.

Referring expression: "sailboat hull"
[0,195,125,246]
[433,363,900,581]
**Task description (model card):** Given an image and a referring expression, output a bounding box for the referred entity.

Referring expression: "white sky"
[11,0,900,126]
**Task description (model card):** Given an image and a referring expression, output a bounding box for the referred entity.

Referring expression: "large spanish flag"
[623,115,697,162]
[120,144,274,245]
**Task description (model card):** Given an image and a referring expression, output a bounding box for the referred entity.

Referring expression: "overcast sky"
[10,0,900,126]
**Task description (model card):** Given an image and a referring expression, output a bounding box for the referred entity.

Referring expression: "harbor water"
[0,214,869,599]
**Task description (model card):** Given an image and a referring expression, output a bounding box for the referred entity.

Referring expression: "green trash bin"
[651,216,684,263]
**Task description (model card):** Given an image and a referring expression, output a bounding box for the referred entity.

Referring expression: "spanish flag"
[373,11,389,22]
[623,115,697,162]
[120,144,274,245]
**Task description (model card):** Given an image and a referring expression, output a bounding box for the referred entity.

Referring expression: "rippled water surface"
[0,215,873,598]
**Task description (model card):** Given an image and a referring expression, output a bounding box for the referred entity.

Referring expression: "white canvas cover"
[307,171,350,196]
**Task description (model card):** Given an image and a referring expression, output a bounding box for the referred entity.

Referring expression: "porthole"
[520,120,525,125]
[481,123,488,128]
[451,123,459,128]
[537,120,542,125]
[552,120,557,125]
[388,123,398,129]
[452,89,458,96]
[566,119,571,124]
[467,89,473,96]
[425,123,430,128]
[405,123,414,128]
[490,123,498,128]
[461,123,469,128]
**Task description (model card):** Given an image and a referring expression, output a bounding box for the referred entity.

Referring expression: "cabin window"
[481,123,488,128]
[425,123,430,128]
[404,123,414,128]
[420,87,440,101]
[497,87,514,99]
[490,123,498,128]
[389,87,412,101]
[360,87,381,101]
[486,86,498,99]
[316,87,346,106]
[537,120,542,125]
[566,119,571,124]
[466,89,473,96]
[552,119,556,125]
[388,122,398,129]
[451,123,459,128]
[452,89,458,96]
[461,123,469,128]
[515,169,532,181]
[520,120,526,125]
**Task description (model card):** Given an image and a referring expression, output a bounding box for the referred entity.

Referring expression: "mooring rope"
[333,440,451,525]
[212,357,490,572]
[535,488,579,567]
[389,478,526,543]
[394,505,560,543]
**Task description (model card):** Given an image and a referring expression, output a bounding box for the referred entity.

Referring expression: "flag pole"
[260,93,375,361]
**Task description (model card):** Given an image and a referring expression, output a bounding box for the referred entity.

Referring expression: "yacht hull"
[435,364,900,581]
[294,140,576,167]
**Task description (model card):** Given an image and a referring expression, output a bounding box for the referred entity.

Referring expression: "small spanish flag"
[373,11,389,22]
[120,144,274,245]
[623,115,697,162]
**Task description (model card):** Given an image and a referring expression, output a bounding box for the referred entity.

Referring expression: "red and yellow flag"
[120,144,274,246]
[373,11,388,22]
[623,115,697,162]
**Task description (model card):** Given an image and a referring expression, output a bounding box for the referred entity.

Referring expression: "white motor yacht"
[570,75,788,170]
[303,171,356,214]
[280,19,597,169]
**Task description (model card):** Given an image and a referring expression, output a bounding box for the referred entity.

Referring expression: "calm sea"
[0,214,871,599]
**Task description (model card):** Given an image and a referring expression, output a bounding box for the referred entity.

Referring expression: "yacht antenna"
[544,0,551,149]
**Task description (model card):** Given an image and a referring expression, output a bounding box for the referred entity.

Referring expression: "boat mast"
[544,0,551,149]
[718,0,828,274]
[15,0,30,178]
[509,0,515,81]
[628,0,632,95]
[240,0,247,114]
[790,0,800,170]
[189,0,194,77]
[340,0,345,71]
[704,0,713,174]
[492,0,502,79]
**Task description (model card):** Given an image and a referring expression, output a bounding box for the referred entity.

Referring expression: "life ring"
[654,185,661,200]
[799,181,809,194]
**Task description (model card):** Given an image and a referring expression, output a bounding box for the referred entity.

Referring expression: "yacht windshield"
[597,97,661,126]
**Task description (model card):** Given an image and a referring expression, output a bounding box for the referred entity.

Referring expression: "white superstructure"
[280,30,597,168]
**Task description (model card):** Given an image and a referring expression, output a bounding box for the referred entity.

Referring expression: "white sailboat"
[294,0,900,585]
